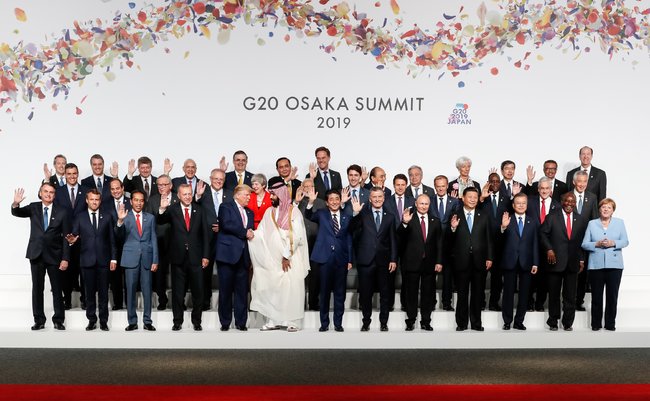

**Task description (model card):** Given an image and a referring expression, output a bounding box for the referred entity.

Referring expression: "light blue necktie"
[375,211,381,230]
[578,194,584,214]
[414,187,419,197]
[518,216,524,237]
[59,177,64,187]
[466,212,473,233]
[43,207,49,230]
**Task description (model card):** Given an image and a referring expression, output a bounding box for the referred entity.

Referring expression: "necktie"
[540,199,547,224]
[184,207,191,231]
[144,178,150,196]
[439,197,445,219]
[518,216,523,237]
[70,187,76,206]
[420,216,426,241]
[188,179,193,194]
[491,194,497,218]
[97,177,103,192]
[43,206,49,230]
[352,189,358,201]
[116,200,120,214]
[375,211,381,230]
[237,173,243,185]
[466,212,473,233]
[566,212,572,239]
[92,212,98,231]
[507,182,512,198]
[332,213,339,234]
[414,187,419,197]
[397,197,403,221]
[135,213,143,236]
[578,194,584,214]
[59,177,64,187]
[213,191,220,216]
[323,171,330,190]
[239,206,247,228]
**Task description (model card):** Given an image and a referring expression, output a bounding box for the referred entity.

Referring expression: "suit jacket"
[429,195,461,230]
[540,211,587,273]
[268,176,302,200]
[499,214,539,271]
[499,180,522,202]
[157,202,211,266]
[81,175,113,205]
[581,217,629,270]
[215,201,255,265]
[342,186,369,216]
[526,196,560,226]
[298,197,326,251]
[363,182,392,198]
[405,184,434,199]
[224,170,253,191]
[116,210,159,269]
[350,208,398,267]
[481,192,512,235]
[71,210,117,268]
[54,184,89,223]
[306,207,353,265]
[574,190,599,221]
[397,212,443,272]
[102,196,132,222]
[47,175,66,187]
[384,193,415,227]
[448,208,494,271]
[12,202,71,264]
[566,166,607,202]
[146,193,179,246]
[123,174,158,201]
[524,179,568,202]
[306,169,343,200]
[171,176,204,194]
[447,179,481,196]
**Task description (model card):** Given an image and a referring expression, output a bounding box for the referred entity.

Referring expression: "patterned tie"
[70,187,76,206]
[466,212,473,233]
[184,207,191,231]
[578,194,584,214]
[135,213,143,236]
[43,206,49,230]
[323,171,330,190]
[92,212,98,231]
[566,212,572,239]
[540,199,547,224]
[420,216,426,241]
[518,216,524,237]
[397,196,403,222]
[332,213,339,234]
[375,211,381,230]
[97,177,103,192]
[144,178,150,197]
[439,197,445,219]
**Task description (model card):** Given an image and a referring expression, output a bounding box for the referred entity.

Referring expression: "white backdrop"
[0,1,646,279]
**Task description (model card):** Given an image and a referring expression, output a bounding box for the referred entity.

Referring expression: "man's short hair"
[325,189,341,199]
[573,170,588,181]
[110,178,124,187]
[463,186,479,197]
[434,175,448,185]
[233,150,248,160]
[407,165,423,175]
[87,188,102,198]
[393,173,408,184]
[369,187,384,195]
[137,156,152,167]
[513,192,527,202]
[65,163,78,172]
[275,157,291,168]
[90,154,104,163]
[315,146,331,157]
[347,164,362,176]
[234,184,252,195]
[500,160,515,170]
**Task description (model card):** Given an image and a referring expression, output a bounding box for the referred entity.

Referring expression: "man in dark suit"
[67,189,117,331]
[499,160,522,201]
[430,175,461,311]
[80,154,113,207]
[157,184,211,331]
[223,150,253,191]
[268,157,302,200]
[103,178,130,310]
[123,156,171,201]
[540,192,587,331]
[526,177,560,311]
[12,183,70,330]
[448,187,494,331]
[116,190,159,331]
[195,168,233,310]
[406,165,434,198]
[145,174,177,311]
[54,162,89,310]
[499,193,539,330]
[306,146,343,200]
[363,166,392,198]
[566,146,607,202]
[398,194,443,331]
[171,158,202,195]
[42,154,67,187]
[341,164,368,215]
[215,185,255,331]
[305,188,353,332]
[350,188,398,331]
[524,160,568,202]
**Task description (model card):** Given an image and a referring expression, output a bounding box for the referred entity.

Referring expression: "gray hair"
[538,177,552,186]
[572,170,588,182]
[455,156,472,170]
[251,173,267,188]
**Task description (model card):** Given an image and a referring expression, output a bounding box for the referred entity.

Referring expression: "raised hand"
[160,195,170,209]
[308,162,317,179]
[289,166,299,181]
[110,161,119,178]
[117,203,128,221]
[488,167,498,175]
[294,185,305,203]
[219,155,229,171]
[512,182,522,196]
[340,187,350,204]
[501,211,511,230]
[195,180,206,198]
[306,186,318,204]
[351,196,364,215]
[163,158,173,175]
[65,234,79,245]
[43,163,52,180]
[127,159,136,177]
[13,188,26,206]
[402,207,413,224]
[361,166,368,183]
[450,189,458,199]
[526,165,536,185]
[450,214,459,230]
[481,182,491,199]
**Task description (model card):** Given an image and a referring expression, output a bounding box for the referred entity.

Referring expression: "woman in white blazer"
[581,198,629,331]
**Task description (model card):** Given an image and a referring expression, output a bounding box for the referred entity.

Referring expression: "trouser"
[319,258,348,328]
[547,270,577,328]
[307,261,321,310]
[124,264,153,325]
[109,262,125,308]
[83,265,109,324]
[172,257,204,326]
[455,267,486,329]
[30,259,65,325]
[358,262,391,326]
[502,266,531,325]
[202,258,215,309]
[217,255,249,327]
[404,268,436,326]
[589,268,622,330]
[152,246,169,307]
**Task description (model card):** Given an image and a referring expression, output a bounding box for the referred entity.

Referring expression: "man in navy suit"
[566,146,607,202]
[499,160,522,201]
[223,151,254,191]
[171,158,203,195]
[342,164,368,215]
[499,193,539,330]
[350,188,398,331]
[215,185,255,331]
[195,168,234,310]
[306,146,343,200]
[103,178,131,310]
[305,188,353,332]
[116,190,159,331]
[406,165,433,198]
[398,194,444,331]
[431,175,460,311]
[55,162,89,310]
[123,156,171,202]
[67,189,117,331]
[42,154,67,187]
[449,187,494,331]
[12,183,70,330]
[80,154,113,207]
[523,160,568,202]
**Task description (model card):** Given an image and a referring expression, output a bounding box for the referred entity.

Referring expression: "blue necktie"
[466,212,473,233]
[438,197,445,219]
[352,189,357,201]
[59,178,64,187]
[518,216,524,237]
[43,207,49,230]
[332,213,339,234]
[323,171,330,190]
[375,211,381,230]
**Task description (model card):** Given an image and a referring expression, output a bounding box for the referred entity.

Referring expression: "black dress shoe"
[513,323,526,331]
[420,324,433,331]
[125,324,138,331]
[64,304,72,311]
[220,325,230,331]
[592,327,601,331]
[143,323,156,331]
[488,305,502,311]
[334,326,344,332]
[172,324,182,331]
[360,324,370,332]
[80,302,87,310]
[157,304,167,311]
[31,323,45,331]
[53,322,66,331]
[201,305,211,311]
[443,305,455,311]
[100,323,109,331]
[405,323,414,331]
[380,324,388,332]
[535,307,545,312]
[502,323,511,330]
[193,324,203,331]
[112,306,123,311]
[235,325,248,331]
[318,326,329,332]
[563,326,573,331]
[456,326,467,331]
[471,326,485,332]
[308,307,319,311]
[549,325,559,331]
[605,327,616,332]
[576,305,586,311]
[86,322,97,331]
[182,304,188,311]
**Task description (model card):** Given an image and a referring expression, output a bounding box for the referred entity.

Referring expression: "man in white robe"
[249,183,310,331]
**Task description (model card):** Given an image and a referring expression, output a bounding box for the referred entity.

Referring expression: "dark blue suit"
[102,196,131,309]
[499,214,539,326]
[306,207,353,329]
[429,194,461,309]
[526,195,559,310]
[72,210,117,325]
[81,175,113,207]
[224,170,253,191]
[342,187,369,216]
[481,192,511,310]
[215,201,254,328]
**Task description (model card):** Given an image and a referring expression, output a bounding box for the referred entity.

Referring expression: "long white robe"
[249,206,310,323]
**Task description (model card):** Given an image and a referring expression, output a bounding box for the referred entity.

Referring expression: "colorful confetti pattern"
[1,0,649,118]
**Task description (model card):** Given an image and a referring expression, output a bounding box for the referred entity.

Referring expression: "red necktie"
[420,216,427,241]
[566,212,572,240]
[135,213,143,236]
[184,207,191,231]
[540,199,547,224]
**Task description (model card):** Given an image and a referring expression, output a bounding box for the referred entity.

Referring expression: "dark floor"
[1,349,649,384]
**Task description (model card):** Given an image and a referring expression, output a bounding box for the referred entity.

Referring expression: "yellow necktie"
[237,173,243,185]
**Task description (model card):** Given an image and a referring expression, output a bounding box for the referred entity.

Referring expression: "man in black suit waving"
[306,146,343,200]
[12,183,70,330]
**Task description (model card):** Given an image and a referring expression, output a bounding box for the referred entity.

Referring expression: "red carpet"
[2,384,650,401]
